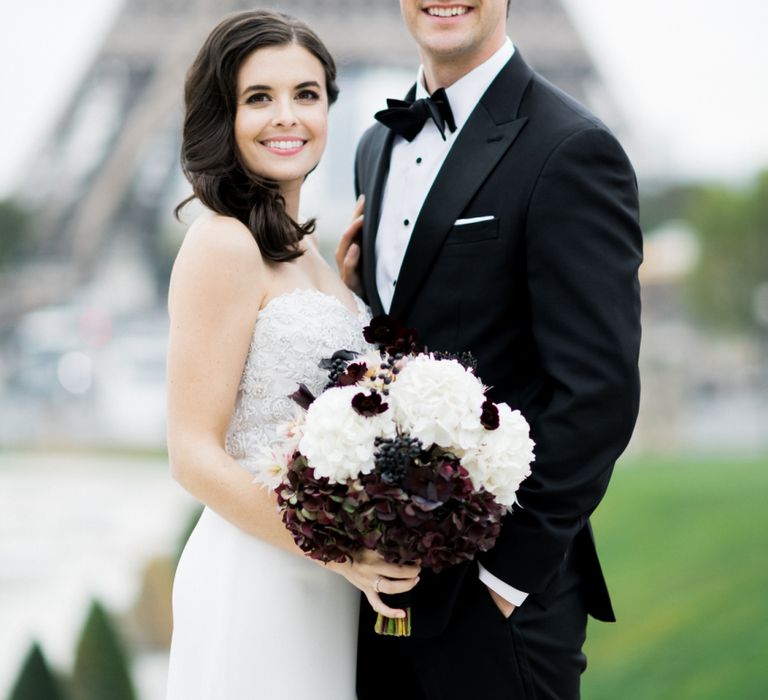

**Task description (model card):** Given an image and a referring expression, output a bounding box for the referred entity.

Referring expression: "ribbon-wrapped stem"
[374,609,412,637]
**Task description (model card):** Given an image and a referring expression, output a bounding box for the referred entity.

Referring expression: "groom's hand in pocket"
[486,585,517,619]
[335,195,364,296]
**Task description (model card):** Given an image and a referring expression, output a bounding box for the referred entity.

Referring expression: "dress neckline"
[258,287,366,323]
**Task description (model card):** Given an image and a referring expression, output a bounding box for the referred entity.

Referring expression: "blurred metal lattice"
[6,0,614,326]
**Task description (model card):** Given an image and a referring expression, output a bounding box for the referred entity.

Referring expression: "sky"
[0,0,767,196]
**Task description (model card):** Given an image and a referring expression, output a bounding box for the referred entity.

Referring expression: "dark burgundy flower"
[351,391,389,416]
[400,503,427,528]
[363,315,402,347]
[275,458,354,564]
[363,315,421,355]
[480,400,500,430]
[374,501,398,522]
[275,422,506,575]
[388,326,420,356]
[411,494,443,512]
[289,383,316,410]
[337,362,368,387]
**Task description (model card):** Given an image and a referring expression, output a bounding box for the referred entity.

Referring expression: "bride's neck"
[281,184,300,222]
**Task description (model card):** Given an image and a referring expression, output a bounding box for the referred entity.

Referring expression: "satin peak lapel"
[360,125,396,318]
[361,84,417,318]
[388,108,528,321]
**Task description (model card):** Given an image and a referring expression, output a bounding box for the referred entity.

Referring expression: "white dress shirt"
[374,38,527,608]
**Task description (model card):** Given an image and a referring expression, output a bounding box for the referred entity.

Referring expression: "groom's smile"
[423,4,473,20]
[400,0,508,83]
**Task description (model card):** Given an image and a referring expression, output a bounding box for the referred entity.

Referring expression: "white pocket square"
[454,215,496,226]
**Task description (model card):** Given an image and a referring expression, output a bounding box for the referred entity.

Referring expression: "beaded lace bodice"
[225,288,372,473]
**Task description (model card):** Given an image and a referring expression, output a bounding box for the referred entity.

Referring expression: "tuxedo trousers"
[357,556,589,700]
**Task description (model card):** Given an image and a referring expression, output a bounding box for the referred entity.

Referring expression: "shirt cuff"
[478,563,529,607]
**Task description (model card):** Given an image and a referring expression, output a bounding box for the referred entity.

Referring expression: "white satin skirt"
[166,507,359,699]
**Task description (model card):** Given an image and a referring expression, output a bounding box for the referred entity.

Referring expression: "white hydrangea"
[388,355,486,451]
[461,403,535,507]
[299,385,395,483]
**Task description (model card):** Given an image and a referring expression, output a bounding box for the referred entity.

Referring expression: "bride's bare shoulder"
[168,212,268,310]
[178,212,263,267]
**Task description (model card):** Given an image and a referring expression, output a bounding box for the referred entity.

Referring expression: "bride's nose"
[271,98,299,127]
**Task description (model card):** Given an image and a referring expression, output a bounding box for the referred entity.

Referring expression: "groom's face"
[399,1,508,70]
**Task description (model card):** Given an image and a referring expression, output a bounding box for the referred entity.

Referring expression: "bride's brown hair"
[175,10,339,261]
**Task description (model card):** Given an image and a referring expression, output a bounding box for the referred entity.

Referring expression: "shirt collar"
[415,37,515,131]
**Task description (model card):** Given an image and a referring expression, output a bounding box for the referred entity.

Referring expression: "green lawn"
[583,455,768,699]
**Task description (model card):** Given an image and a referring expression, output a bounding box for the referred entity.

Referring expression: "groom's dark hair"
[176,10,339,262]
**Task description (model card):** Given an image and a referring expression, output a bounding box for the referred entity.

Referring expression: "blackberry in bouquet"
[261,316,535,636]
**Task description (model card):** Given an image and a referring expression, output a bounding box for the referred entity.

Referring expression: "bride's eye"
[245,92,271,105]
[296,89,320,102]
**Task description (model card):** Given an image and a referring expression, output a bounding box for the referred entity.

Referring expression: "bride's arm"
[166,214,291,544]
[166,214,418,617]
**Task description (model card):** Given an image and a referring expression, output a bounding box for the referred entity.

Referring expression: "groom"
[337,1,642,698]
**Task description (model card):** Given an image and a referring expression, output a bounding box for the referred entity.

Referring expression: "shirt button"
[416,157,422,164]
[393,279,397,287]
[403,219,410,226]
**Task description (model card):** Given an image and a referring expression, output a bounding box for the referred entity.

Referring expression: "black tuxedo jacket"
[354,51,642,636]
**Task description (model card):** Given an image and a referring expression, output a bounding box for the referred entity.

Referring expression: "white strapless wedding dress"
[166,289,371,700]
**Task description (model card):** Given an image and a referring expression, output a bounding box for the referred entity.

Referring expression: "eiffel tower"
[4,0,616,326]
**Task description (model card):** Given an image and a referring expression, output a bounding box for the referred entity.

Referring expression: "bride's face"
[234,43,329,194]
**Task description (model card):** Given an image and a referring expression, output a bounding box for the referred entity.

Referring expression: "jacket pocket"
[444,217,499,245]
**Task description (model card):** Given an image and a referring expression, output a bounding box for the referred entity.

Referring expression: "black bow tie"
[374,88,457,142]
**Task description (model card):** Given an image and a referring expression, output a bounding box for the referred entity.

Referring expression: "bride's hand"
[327,549,420,619]
[335,195,365,296]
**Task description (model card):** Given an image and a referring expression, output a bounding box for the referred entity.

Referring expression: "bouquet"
[255,316,535,636]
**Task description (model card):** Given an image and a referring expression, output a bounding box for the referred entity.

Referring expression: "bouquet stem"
[374,608,412,637]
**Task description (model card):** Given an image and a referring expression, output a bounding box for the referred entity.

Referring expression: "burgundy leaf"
[363,315,402,347]
[289,383,316,410]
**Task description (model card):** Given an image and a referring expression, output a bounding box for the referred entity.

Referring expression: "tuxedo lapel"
[361,86,418,317]
[388,54,533,322]
[360,127,394,317]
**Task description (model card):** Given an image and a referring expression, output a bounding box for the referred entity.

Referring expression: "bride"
[165,11,420,699]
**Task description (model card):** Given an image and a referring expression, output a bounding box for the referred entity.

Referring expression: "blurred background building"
[0,0,628,451]
[1,1,766,699]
